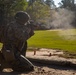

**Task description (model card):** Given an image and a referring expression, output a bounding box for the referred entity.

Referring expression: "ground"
[0,66,76,75]
[0,48,76,75]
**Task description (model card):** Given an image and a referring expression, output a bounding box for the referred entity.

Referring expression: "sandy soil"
[0,66,76,75]
[0,48,76,75]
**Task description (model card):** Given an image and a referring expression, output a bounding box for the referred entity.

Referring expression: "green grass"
[28,29,76,53]
[0,43,3,48]
[0,29,76,53]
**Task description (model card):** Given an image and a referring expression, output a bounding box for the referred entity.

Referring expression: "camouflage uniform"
[0,11,34,72]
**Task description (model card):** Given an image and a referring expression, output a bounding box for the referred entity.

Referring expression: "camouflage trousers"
[0,41,34,72]
[0,51,12,71]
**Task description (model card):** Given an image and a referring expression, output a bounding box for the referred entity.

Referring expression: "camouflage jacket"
[1,21,34,46]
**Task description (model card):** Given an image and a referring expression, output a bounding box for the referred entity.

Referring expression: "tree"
[59,0,76,11]
[28,0,36,6]
[28,0,46,6]
[27,0,51,24]
[58,0,76,27]
[45,0,56,8]
[0,0,28,25]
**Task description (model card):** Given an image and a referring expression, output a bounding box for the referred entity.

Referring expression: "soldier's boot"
[12,55,34,72]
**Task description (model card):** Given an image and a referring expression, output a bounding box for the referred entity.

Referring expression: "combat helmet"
[15,11,30,24]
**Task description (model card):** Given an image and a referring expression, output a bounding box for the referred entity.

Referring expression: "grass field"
[28,29,76,53]
[0,29,76,54]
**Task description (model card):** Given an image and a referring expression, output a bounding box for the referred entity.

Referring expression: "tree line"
[0,0,76,29]
[59,0,76,27]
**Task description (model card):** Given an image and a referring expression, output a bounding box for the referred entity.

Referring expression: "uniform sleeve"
[7,22,34,42]
[14,25,31,41]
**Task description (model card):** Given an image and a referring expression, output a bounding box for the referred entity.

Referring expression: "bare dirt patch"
[0,48,76,75]
[0,66,76,75]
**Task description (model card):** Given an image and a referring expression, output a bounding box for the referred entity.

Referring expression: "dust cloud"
[51,8,75,29]
[51,8,76,40]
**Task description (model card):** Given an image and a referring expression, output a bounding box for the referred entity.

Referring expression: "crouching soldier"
[0,11,35,72]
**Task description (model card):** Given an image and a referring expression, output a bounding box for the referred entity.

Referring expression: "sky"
[53,0,62,7]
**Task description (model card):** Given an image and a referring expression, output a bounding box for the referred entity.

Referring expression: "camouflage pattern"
[1,20,34,59]
[0,11,35,72]
[5,21,34,47]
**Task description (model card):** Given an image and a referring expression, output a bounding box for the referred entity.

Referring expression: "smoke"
[58,29,76,40]
[51,8,75,29]
[50,8,76,40]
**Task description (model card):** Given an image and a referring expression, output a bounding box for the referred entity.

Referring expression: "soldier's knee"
[11,55,34,72]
